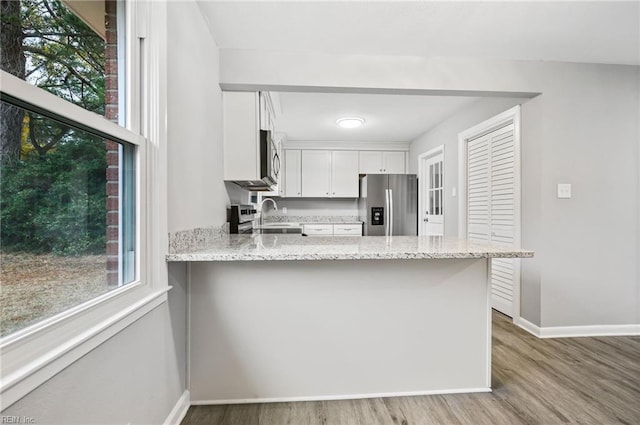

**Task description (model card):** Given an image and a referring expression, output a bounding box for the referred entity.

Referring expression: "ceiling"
[275,91,478,142]
[198,1,640,142]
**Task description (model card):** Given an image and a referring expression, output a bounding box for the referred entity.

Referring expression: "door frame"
[458,105,522,320]
[418,145,445,236]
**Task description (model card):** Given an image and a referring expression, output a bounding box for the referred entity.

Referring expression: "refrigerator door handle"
[389,189,393,235]
[384,189,390,236]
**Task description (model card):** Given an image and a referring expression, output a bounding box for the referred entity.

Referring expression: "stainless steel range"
[227,204,256,234]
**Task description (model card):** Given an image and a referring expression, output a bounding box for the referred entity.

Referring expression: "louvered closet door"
[467,134,491,242]
[467,123,517,317]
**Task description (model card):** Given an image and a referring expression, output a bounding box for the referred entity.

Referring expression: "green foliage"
[0,0,110,256]
[1,134,107,255]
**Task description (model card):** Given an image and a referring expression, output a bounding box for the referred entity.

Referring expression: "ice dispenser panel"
[371,207,384,225]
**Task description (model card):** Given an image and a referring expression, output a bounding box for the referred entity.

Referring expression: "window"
[0,0,166,410]
[0,102,136,336]
[1,0,133,336]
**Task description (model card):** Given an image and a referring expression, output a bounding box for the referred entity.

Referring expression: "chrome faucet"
[257,197,278,227]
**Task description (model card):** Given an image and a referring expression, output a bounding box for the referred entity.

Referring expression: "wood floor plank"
[181,311,640,425]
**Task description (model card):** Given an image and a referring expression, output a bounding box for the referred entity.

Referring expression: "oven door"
[236,221,254,234]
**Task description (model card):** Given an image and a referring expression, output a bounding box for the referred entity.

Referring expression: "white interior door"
[466,123,519,317]
[419,148,444,236]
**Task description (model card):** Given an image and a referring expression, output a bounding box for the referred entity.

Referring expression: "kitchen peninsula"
[168,235,533,405]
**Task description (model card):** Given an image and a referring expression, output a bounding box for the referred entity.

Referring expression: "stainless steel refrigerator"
[359,174,418,236]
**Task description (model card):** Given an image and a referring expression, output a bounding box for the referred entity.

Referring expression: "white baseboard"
[514,316,541,337]
[191,387,491,406]
[539,324,640,338]
[164,390,190,425]
[515,317,640,338]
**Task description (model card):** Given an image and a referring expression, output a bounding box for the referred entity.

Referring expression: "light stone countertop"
[166,234,534,262]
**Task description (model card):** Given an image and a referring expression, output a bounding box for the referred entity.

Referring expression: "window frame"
[0,0,168,410]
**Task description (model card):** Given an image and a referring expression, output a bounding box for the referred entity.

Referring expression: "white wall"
[530,63,639,328]
[167,2,228,233]
[267,198,359,219]
[189,259,492,402]
[2,275,188,425]
[217,50,639,330]
[407,65,639,328]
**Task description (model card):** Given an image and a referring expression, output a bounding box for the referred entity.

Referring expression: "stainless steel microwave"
[231,130,279,191]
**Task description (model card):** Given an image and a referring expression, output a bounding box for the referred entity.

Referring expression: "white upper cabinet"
[330,151,359,197]
[300,150,359,198]
[284,149,302,197]
[223,91,260,182]
[222,91,278,186]
[301,150,332,197]
[382,151,406,174]
[358,151,406,174]
[358,151,382,174]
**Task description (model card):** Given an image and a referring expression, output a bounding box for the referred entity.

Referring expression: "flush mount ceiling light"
[336,116,365,129]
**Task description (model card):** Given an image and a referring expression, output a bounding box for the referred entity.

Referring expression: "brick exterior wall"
[105,0,119,287]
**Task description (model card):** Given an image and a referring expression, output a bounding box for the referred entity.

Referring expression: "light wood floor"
[181,311,640,425]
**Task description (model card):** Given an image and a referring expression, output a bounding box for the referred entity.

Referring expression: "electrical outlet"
[282,207,287,214]
[557,183,572,199]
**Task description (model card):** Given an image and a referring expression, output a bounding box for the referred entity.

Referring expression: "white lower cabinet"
[333,224,363,236]
[303,224,334,236]
[303,223,363,236]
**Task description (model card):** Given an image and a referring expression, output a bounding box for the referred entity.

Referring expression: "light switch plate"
[557,183,572,199]
[452,187,457,197]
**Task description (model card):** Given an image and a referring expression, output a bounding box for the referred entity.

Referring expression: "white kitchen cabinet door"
[359,151,406,174]
[303,224,333,236]
[301,150,331,197]
[222,91,260,181]
[333,224,362,236]
[359,151,383,173]
[330,151,359,197]
[382,151,406,174]
[284,149,302,197]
